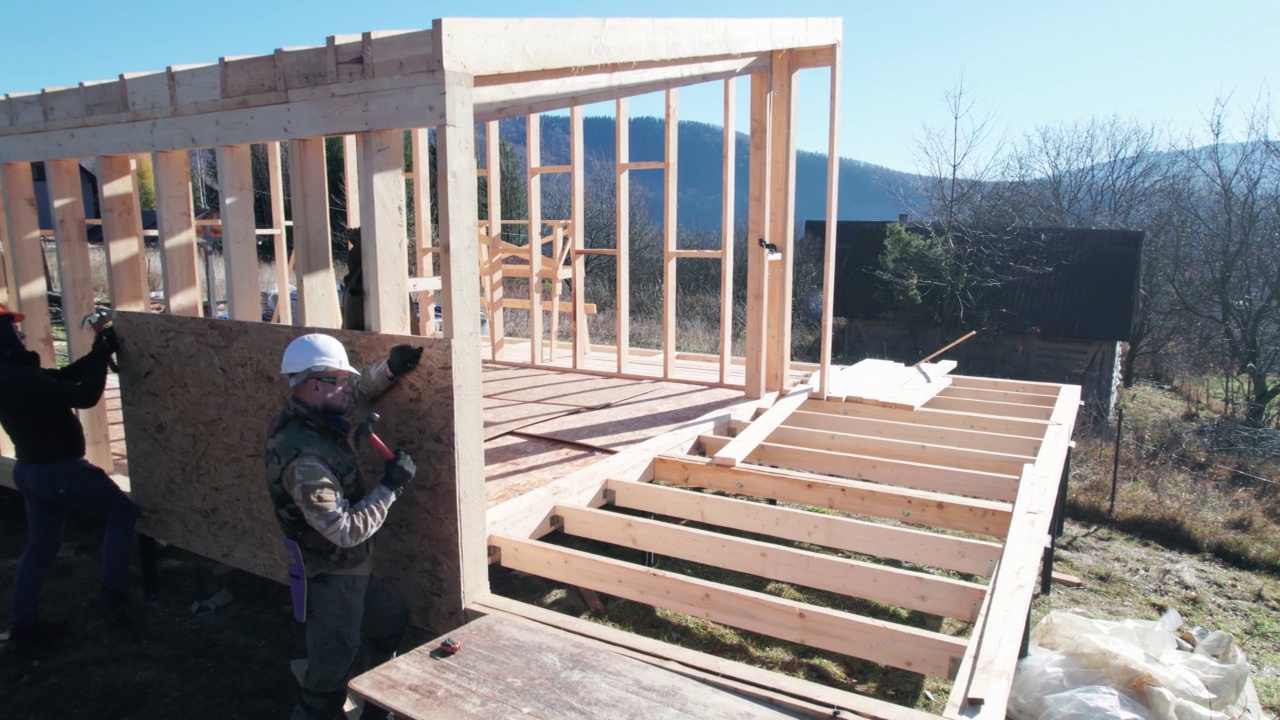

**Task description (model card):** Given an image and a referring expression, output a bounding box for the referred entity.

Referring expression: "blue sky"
[1,0,1273,172]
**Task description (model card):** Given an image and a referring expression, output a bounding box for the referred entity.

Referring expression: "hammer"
[358,412,396,460]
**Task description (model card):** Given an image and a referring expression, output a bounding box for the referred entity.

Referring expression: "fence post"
[1109,406,1124,515]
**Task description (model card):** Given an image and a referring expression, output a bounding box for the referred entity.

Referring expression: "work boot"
[88,587,132,630]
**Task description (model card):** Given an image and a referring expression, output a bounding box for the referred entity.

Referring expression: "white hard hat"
[280,334,361,378]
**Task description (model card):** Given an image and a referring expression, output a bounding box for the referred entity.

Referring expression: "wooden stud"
[266,141,291,325]
[765,51,798,392]
[153,150,203,317]
[435,72,489,608]
[615,97,630,375]
[654,455,1013,538]
[491,534,966,678]
[743,72,770,399]
[46,158,112,471]
[606,479,1003,577]
[719,78,736,385]
[662,89,678,379]
[287,138,339,328]
[526,113,543,364]
[214,144,261,321]
[555,504,987,621]
[818,46,841,396]
[343,135,361,228]
[97,155,148,312]
[410,128,435,337]
[0,163,54,365]
[712,383,811,467]
[358,129,411,334]
[484,120,503,354]
[569,105,587,368]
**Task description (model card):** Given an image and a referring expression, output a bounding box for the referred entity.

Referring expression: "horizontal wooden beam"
[699,434,1022,502]
[948,374,1061,396]
[668,249,723,259]
[653,456,1013,538]
[606,479,1002,577]
[502,298,597,314]
[938,385,1058,407]
[712,384,812,467]
[925,394,1055,421]
[783,409,1043,457]
[737,420,1035,477]
[555,504,986,620]
[618,160,666,171]
[490,534,966,678]
[800,398,1050,438]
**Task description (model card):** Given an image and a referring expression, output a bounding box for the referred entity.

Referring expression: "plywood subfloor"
[483,434,606,507]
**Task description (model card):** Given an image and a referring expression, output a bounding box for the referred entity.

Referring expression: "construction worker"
[265,333,423,720]
[0,304,140,652]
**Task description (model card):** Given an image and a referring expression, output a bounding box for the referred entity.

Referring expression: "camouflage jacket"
[264,358,397,576]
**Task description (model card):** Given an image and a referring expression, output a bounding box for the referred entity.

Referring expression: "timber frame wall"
[0,18,1078,719]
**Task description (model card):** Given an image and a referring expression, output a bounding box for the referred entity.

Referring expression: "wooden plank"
[481,364,657,409]
[481,396,580,441]
[925,394,1056,421]
[483,434,604,507]
[0,163,54,365]
[526,113,543,364]
[700,433,1022,502]
[342,135,361,227]
[435,73,489,613]
[654,455,1013,538]
[152,150,202,317]
[569,105,587,368]
[473,595,938,720]
[287,137,339,327]
[936,385,1058,407]
[743,72,770,399]
[0,186,12,311]
[47,158,113,471]
[410,128,435,337]
[765,51,797,392]
[607,479,1002,577]
[615,97,630,375]
[949,374,1061,396]
[818,48,840,397]
[358,129,411,334]
[350,611,815,719]
[97,155,149,312]
[800,397,1051,438]
[719,78,736,386]
[555,504,987,621]
[784,409,1043,457]
[662,89,678,379]
[711,383,811,467]
[492,534,966,678]
[484,119,503,354]
[501,298,595,314]
[214,145,260,321]
[266,142,291,325]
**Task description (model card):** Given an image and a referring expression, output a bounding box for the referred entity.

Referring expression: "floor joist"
[782,409,1043,457]
[800,398,1050,437]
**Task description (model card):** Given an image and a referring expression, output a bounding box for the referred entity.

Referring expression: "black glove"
[387,344,424,377]
[93,326,120,357]
[382,450,416,493]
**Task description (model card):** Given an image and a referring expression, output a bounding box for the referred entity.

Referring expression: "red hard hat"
[0,303,23,323]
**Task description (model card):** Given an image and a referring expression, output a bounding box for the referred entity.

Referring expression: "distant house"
[804,220,1144,422]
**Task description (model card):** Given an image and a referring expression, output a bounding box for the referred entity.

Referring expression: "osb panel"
[481,363,658,409]
[481,396,579,440]
[517,382,745,451]
[483,434,606,507]
[114,312,462,630]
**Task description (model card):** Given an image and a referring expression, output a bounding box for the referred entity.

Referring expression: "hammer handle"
[367,432,395,460]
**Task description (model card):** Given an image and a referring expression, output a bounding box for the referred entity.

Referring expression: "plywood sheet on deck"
[114,312,461,630]
[481,362,658,409]
[517,382,745,450]
[483,434,606,507]
[481,396,580,440]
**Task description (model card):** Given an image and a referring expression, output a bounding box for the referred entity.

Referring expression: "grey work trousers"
[292,573,407,720]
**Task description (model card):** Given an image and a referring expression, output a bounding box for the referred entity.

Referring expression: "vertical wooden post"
[526,113,543,364]
[615,98,631,375]
[215,145,261,322]
[0,195,14,308]
[436,74,488,616]
[743,72,772,399]
[410,128,436,337]
[153,150,203,317]
[0,163,54,366]
[570,105,588,368]
[766,51,798,391]
[97,155,149,313]
[287,138,340,328]
[266,141,291,325]
[662,89,679,379]
[720,78,737,385]
[358,129,411,334]
[343,134,361,228]
[818,50,842,396]
[484,120,503,355]
[47,158,112,471]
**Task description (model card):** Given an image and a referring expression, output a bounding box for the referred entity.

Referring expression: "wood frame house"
[0,18,1078,719]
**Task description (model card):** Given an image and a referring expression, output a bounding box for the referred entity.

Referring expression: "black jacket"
[0,348,110,463]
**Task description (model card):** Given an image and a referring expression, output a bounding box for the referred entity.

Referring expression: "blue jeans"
[11,458,140,629]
